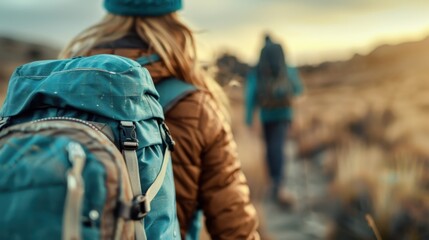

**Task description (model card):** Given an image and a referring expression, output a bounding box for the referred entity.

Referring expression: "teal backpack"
[256,42,292,108]
[0,54,179,240]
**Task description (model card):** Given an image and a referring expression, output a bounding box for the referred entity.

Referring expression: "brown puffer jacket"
[88,48,260,240]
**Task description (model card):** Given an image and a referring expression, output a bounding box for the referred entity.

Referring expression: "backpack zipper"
[31,117,102,134]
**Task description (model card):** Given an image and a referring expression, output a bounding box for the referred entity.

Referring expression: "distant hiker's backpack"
[0,55,179,240]
[256,42,292,108]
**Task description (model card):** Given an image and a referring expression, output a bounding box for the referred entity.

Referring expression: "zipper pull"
[67,142,86,174]
[64,141,86,240]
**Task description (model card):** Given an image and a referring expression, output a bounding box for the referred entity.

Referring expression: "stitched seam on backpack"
[15,66,142,78]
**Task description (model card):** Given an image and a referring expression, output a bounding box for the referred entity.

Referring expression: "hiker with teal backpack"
[245,33,304,207]
[59,0,260,239]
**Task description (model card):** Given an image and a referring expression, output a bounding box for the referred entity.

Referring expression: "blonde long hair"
[59,13,229,119]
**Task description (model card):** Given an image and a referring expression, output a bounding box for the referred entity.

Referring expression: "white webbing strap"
[120,121,145,240]
[122,148,146,240]
[122,147,171,211]
[123,149,143,197]
[120,121,171,240]
[145,148,170,205]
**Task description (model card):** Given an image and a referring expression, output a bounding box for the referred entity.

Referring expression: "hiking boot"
[275,189,296,209]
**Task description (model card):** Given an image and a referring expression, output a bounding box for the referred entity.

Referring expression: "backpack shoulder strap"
[135,54,198,113]
[155,78,198,113]
[135,54,161,66]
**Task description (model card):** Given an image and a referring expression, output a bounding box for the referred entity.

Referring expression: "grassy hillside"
[295,36,429,160]
[0,37,59,105]
[293,37,429,239]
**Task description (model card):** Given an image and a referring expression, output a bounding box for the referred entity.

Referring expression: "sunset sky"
[1,0,429,65]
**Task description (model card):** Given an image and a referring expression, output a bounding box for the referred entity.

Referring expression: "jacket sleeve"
[287,65,304,96]
[245,69,258,126]
[198,94,260,240]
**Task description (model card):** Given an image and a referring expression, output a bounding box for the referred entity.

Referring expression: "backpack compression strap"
[119,121,174,240]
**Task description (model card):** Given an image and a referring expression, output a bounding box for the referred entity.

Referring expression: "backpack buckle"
[119,195,150,221]
[130,195,150,220]
[161,122,175,151]
[0,117,9,130]
[120,121,139,150]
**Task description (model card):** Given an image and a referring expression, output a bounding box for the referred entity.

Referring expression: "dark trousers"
[262,121,289,196]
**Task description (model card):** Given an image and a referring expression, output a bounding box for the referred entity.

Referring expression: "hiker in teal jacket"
[245,34,304,206]
[245,66,303,125]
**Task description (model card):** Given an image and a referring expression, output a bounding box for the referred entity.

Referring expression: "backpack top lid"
[0,54,164,121]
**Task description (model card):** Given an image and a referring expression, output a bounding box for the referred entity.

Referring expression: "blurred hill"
[0,36,59,73]
[300,36,429,88]
[0,36,59,104]
[293,35,429,162]
[294,37,429,240]
[215,53,250,85]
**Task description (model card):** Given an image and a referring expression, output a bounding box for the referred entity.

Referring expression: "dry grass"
[328,143,429,239]
[295,37,429,239]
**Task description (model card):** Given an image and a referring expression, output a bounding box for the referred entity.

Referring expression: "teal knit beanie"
[104,0,182,17]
